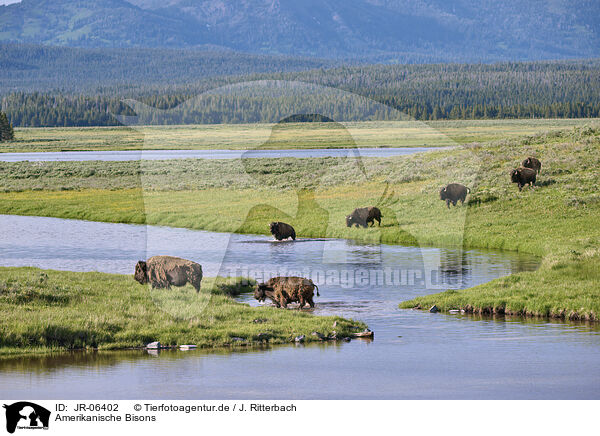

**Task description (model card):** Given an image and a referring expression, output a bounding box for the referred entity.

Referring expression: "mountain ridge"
[0,0,598,60]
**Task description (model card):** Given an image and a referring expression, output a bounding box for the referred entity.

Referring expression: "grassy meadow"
[0,118,595,153]
[0,268,365,356]
[0,121,599,357]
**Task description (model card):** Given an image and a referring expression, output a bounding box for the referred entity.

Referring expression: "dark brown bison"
[439,183,471,208]
[269,221,296,241]
[511,167,537,191]
[254,276,319,308]
[346,206,382,228]
[134,255,202,292]
[522,156,542,174]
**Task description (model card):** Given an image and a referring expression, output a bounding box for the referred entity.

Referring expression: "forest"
[2,58,599,127]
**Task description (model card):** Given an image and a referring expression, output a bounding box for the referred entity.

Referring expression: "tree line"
[2,60,599,127]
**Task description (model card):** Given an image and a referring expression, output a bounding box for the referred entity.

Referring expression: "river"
[0,214,599,399]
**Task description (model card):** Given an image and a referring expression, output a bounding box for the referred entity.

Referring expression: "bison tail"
[314,284,320,297]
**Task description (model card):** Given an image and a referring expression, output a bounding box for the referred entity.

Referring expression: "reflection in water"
[1,215,599,399]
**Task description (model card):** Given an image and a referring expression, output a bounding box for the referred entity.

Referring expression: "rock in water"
[146,341,161,349]
[295,335,305,343]
[429,305,439,313]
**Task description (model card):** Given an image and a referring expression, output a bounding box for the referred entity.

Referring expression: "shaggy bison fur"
[439,183,471,208]
[511,167,537,191]
[346,206,382,228]
[254,276,319,308]
[522,156,542,174]
[134,255,203,292]
[269,221,296,240]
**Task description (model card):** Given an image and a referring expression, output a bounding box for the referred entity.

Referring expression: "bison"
[510,167,537,191]
[269,221,296,241]
[134,255,203,292]
[346,206,382,228]
[522,156,542,174]
[439,183,471,208]
[254,276,319,309]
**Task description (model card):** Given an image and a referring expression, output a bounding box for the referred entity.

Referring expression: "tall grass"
[0,268,366,355]
[1,119,595,153]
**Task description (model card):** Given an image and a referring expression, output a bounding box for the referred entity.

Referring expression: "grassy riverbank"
[0,267,366,356]
[1,119,594,153]
[0,124,599,321]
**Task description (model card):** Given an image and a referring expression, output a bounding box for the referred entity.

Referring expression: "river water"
[0,214,599,399]
[0,147,440,162]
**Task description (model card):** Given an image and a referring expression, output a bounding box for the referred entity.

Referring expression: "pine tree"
[0,111,15,141]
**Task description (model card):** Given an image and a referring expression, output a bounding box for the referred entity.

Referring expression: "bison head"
[523,157,531,167]
[439,186,448,200]
[510,169,519,183]
[269,222,278,234]
[345,215,356,227]
[134,260,148,285]
[253,283,269,302]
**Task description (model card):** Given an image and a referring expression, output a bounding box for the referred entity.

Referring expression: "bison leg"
[279,295,288,308]
[377,217,381,226]
[298,297,306,309]
[307,296,315,308]
[446,199,450,208]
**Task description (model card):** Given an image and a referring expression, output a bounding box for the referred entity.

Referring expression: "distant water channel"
[0,147,440,162]
[1,214,599,399]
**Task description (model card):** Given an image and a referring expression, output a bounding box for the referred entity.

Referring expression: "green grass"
[0,268,366,356]
[1,123,599,322]
[1,119,595,153]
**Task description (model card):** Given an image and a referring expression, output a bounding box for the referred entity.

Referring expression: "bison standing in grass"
[269,221,296,241]
[511,167,537,191]
[254,276,319,308]
[439,183,470,208]
[134,255,203,292]
[522,156,542,174]
[346,206,382,228]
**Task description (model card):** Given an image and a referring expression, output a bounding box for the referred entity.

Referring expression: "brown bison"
[511,167,537,191]
[346,206,382,228]
[254,276,319,308]
[522,156,542,174]
[134,255,202,292]
[440,183,470,208]
[269,221,296,241]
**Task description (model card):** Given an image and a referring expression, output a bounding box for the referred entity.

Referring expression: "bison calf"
[510,167,537,191]
[134,255,203,292]
[254,276,319,309]
[439,183,470,208]
[346,206,382,228]
[522,156,542,174]
[269,221,296,241]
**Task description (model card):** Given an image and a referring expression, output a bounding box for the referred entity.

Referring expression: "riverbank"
[0,124,599,321]
[1,119,593,153]
[0,267,366,356]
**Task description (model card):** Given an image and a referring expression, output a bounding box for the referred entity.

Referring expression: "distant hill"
[0,43,338,94]
[1,0,599,61]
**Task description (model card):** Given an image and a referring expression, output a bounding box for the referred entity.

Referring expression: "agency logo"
[3,402,50,434]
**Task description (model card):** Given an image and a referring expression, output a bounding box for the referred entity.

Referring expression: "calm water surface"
[0,147,439,162]
[0,214,599,399]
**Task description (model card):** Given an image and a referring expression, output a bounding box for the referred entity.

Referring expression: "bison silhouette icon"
[3,402,50,434]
